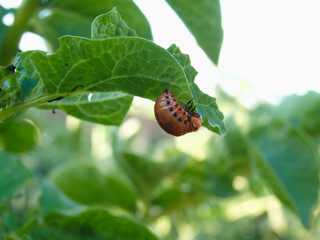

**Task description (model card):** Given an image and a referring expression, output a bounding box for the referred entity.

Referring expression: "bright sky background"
[1,0,320,106]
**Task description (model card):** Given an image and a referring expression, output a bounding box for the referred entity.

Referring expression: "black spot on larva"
[171,95,174,97]
[173,112,178,117]
[183,111,186,115]
[187,116,191,121]
[168,107,173,111]
[166,101,170,104]
[165,96,169,99]
[175,103,179,107]
[178,117,183,122]
[184,120,187,124]
[172,99,176,101]
[179,106,182,110]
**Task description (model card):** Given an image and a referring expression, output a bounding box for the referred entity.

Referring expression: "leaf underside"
[0,8,225,135]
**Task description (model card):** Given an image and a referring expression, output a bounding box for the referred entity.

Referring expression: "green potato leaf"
[51,164,137,212]
[190,84,226,135]
[249,121,319,227]
[251,91,320,137]
[20,208,159,240]
[32,0,152,50]
[0,36,192,125]
[117,151,187,193]
[0,152,32,202]
[167,44,226,135]
[165,0,223,64]
[0,118,38,153]
[0,9,225,135]
[36,8,137,125]
[277,91,320,136]
[0,66,11,85]
[91,8,138,39]
[40,92,133,126]
[40,180,86,216]
[29,36,192,99]
[0,6,10,47]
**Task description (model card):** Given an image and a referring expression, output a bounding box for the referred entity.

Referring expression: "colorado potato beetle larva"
[154,89,203,136]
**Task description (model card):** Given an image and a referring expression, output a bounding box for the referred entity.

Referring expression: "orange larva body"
[154,89,203,136]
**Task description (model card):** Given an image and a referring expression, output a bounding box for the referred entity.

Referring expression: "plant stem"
[0,0,41,65]
[0,94,62,121]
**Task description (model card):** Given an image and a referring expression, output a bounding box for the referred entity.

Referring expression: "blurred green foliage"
[0,88,319,239]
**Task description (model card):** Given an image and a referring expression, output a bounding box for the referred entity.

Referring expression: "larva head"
[189,113,203,132]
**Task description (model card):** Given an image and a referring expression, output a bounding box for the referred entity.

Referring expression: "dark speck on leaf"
[64,63,69,66]
[48,96,64,102]
[7,64,16,73]
[71,84,84,92]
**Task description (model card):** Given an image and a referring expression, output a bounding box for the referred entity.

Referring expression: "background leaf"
[32,0,152,50]
[249,121,319,227]
[0,118,38,153]
[20,208,159,240]
[251,91,320,137]
[276,91,320,136]
[165,0,223,64]
[40,180,86,216]
[152,187,205,214]
[0,6,10,46]
[51,164,137,212]
[117,151,187,193]
[0,152,32,202]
